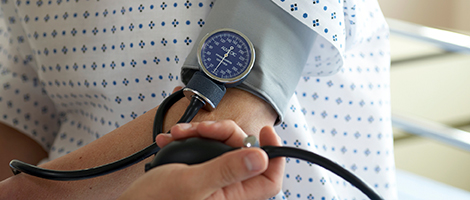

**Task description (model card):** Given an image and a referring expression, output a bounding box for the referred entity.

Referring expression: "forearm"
[0,123,47,181]
[0,88,276,199]
[164,88,277,138]
[0,106,158,199]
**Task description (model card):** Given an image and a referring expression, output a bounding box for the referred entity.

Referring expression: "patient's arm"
[0,123,48,181]
[0,87,277,200]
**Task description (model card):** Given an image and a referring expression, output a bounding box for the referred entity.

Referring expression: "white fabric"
[272,0,346,77]
[0,0,397,199]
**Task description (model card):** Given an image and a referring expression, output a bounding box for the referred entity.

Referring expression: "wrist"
[163,88,277,137]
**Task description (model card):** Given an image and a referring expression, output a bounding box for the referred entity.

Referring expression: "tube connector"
[183,71,226,111]
[243,135,259,148]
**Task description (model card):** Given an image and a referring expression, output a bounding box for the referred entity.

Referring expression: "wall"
[378,0,470,33]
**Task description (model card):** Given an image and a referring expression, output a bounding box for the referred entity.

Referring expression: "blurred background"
[377,0,470,195]
[379,0,470,34]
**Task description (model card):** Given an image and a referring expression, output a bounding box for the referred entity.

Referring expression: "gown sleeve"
[181,0,345,124]
[0,3,60,152]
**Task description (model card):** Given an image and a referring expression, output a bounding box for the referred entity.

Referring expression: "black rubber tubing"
[262,146,383,200]
[9,90,189,181]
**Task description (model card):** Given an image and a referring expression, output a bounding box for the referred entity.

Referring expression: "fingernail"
[177,123,192,130]
[159,133,172,139]
[156,134,172,144]
[244,152,263,172]
[202,121,216,126]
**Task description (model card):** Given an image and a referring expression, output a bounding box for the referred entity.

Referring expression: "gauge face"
[198,29,255,83]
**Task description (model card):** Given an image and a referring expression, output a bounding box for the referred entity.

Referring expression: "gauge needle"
[213,46,234,73]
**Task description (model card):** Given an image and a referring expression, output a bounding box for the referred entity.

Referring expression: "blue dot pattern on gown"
[0,0,397,199]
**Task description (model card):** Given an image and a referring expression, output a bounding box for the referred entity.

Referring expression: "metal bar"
[387,18,470,53]
[392,113,470,152]
[390,52,454,66]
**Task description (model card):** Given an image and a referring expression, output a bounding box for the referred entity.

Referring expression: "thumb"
[195,148,268,193]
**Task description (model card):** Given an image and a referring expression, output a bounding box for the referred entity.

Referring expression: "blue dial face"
[198,30,254,83]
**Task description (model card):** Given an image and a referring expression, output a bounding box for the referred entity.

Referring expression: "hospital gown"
[0,0,396,199]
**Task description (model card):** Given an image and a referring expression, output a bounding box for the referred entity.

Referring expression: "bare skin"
[0,87,277,199]
[119,120,284,200]
[0,123,47,181]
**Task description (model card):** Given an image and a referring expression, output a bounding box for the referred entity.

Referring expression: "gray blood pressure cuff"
[181,0,317,125]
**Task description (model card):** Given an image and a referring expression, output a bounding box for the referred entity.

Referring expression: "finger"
[235,126,285,199]
[156,122,200,147]
[258,126,284,184]
[158,121,221,147]
[168,122,200,138]
[171,120,247,147]
[195,120,248,147]
[192,148,269,197]
[155,133,174,148]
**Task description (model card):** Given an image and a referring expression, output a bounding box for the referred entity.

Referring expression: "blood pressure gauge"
[197,28,255,85]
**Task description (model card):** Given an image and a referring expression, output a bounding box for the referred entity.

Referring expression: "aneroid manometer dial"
[197,28,255,85]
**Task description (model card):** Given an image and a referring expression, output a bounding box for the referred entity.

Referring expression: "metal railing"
[388,18,470,152]
[392,113,470,152]
[387,18,470,54]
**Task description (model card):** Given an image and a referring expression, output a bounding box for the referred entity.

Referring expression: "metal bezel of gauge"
[197,28,255,85]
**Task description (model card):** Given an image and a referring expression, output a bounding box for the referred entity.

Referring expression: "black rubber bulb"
[145,137,237,171]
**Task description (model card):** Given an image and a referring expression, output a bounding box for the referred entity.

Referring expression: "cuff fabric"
[181,0,318,125]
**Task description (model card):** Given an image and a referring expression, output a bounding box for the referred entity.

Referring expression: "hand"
[0,87,278,200]
[118,120,284,200]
